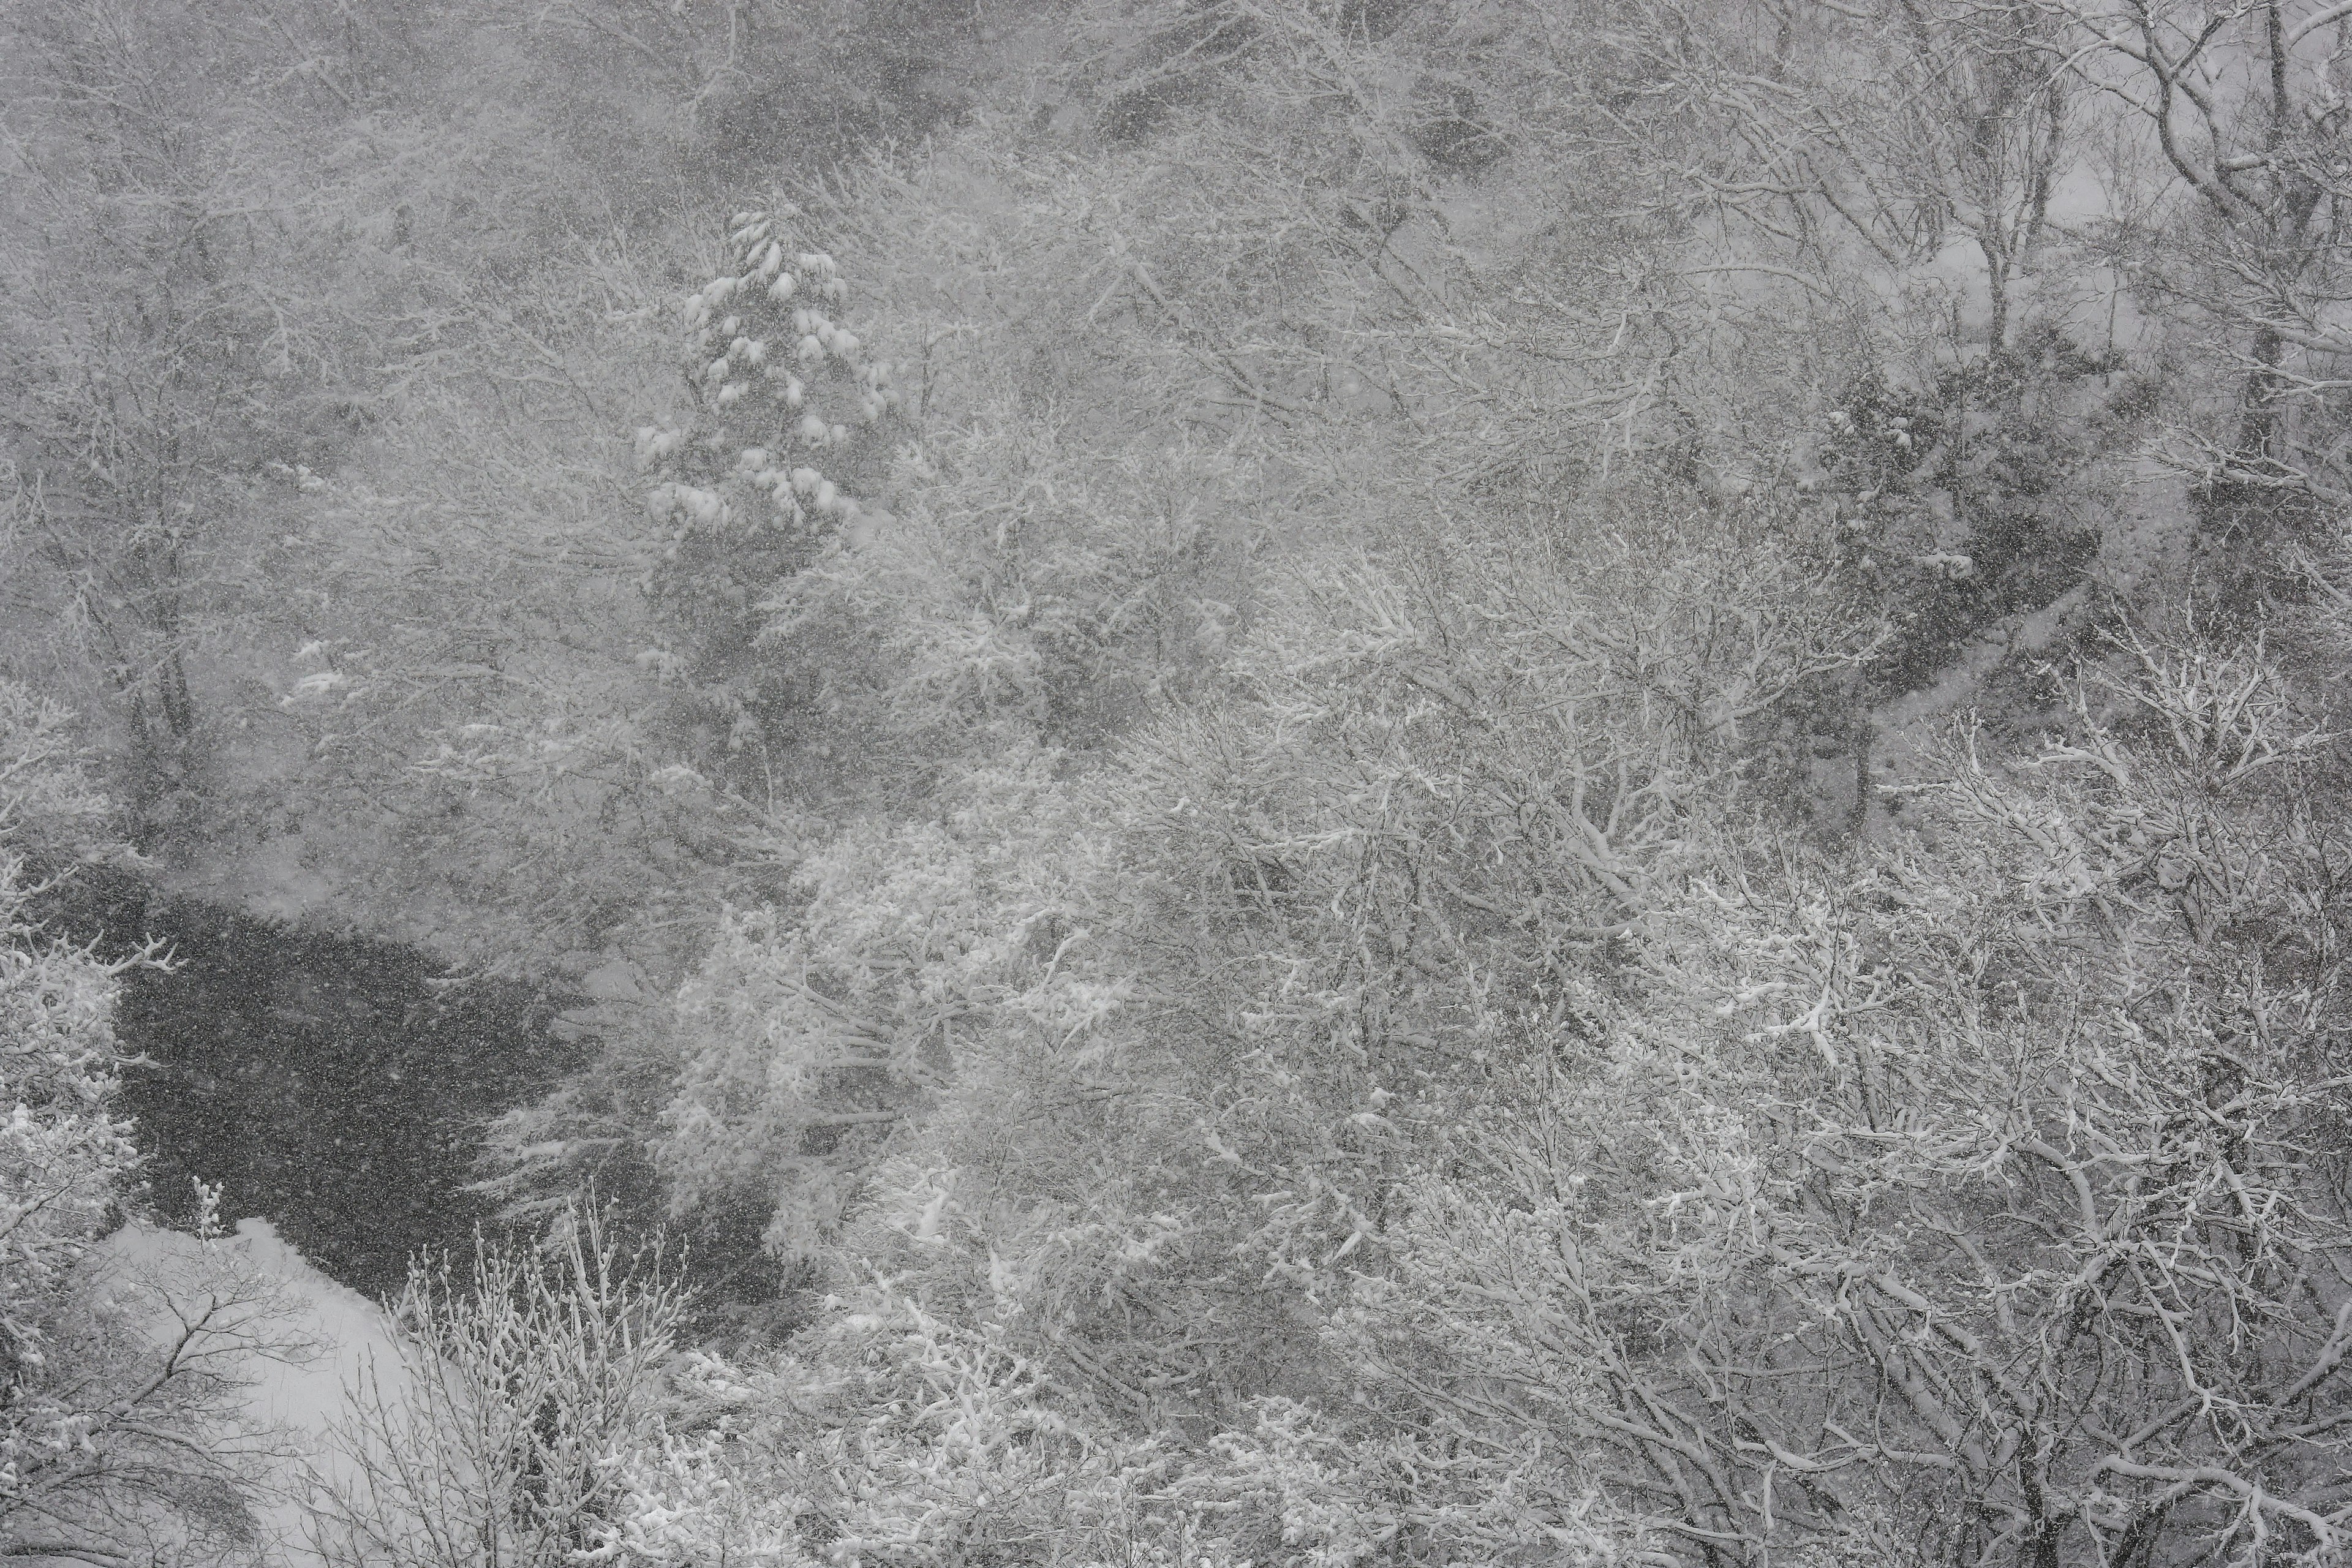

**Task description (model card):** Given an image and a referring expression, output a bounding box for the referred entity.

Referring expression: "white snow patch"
[100,1219,413,1568]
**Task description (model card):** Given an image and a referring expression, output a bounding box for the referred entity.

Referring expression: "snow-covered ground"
[99,1218,413,1568]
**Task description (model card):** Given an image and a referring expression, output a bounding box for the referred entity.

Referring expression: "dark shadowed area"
[58,875,580,1298]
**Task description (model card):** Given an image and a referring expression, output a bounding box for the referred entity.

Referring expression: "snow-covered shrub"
[654,747,1084,1261]
[309,1212,688,1568]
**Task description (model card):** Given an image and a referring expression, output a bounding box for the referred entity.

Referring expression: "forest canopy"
[10,0,2352,1564]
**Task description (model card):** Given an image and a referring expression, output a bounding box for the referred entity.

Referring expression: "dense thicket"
[12,0,2352,1564]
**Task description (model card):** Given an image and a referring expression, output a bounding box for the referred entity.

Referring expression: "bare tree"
[2059,0,2352,503]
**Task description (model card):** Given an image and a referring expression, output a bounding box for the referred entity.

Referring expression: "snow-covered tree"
[1330,606,2352,1564]
[629,204,906,797]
